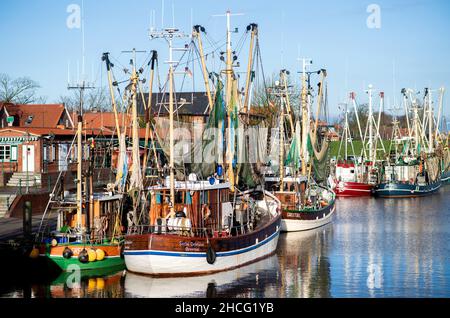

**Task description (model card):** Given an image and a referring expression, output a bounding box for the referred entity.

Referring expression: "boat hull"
[281,201,336,232]
[441,170,450,184]
[373,181,441,198]
[39,243,125,272]
[123,216,281,277]
[334,182,373,197]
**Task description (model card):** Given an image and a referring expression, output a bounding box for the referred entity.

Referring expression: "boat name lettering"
[180,241,205,248]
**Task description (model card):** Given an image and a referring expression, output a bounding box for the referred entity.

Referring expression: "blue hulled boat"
[441,170,450,184]
[373,180,441,198]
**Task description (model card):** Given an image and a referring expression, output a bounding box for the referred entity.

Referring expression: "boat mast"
[142,50,160,176]
[350,92,368,158]
[168,36,176,214]
[102,53,122,141]
[68,81,94,231]
[427,88,434,153]
[225,10,235,192]
[344,102,348,160]
[368,84,374,163]
[435,87,445,142]
[300,58,312,175]
[279,73,285,187]
[243,23,257,113]
[192,25,214,111]
[77,98,83,230]
[150,27,189,214]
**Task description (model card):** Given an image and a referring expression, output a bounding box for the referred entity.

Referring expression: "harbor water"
[1,186,449,298]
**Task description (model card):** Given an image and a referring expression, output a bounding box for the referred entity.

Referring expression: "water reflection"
[277,225,334,297]
[30,270,126,298]
[125,255,281,298]
[2,187,450,298]
[333,187,450,297]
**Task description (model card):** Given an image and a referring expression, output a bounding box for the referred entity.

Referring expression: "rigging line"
[203,33,227,52]
[174,40,225,69]
[234,31,248,58]
[256,38,269,107]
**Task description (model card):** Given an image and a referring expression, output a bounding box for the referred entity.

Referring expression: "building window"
[0,145,11,161]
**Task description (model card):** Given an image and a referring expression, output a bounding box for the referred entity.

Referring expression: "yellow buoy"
[29,247,39,259]
[88,278,96,291]
[88,249,97,262]
[96,278,105,290]
[95,249,105,261]
[51,239,58,247]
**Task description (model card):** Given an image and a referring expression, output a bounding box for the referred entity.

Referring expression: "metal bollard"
[23,201,32,241]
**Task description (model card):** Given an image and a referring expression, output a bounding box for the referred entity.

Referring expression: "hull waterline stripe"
[123,228,279,258]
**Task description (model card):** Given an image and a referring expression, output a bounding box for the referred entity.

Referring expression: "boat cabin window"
[155,192,163,204]
[175,191,183,204]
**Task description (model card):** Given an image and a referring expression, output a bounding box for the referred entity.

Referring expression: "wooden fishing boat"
[124,181,281,276]
[331,90,385,197]
[373,160,442,197]
[374,88,443,198]
[373,180,441,197]
[263,67,336,232]
[265,175,335,232]
[276,184,335,232]
[36,66,127,272]
[38,192,125,271]
[331,161,375,197]
[442,170,450,184]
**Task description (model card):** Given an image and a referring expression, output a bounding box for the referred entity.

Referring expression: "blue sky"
[0,0,449,120]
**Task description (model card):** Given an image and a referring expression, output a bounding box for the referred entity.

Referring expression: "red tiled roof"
[0,126,150,139]
[0,127,77,137]
[2,103,68,128]
[72,111,130,130]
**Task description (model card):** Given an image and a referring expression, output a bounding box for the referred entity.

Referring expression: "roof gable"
[3,103,68,128]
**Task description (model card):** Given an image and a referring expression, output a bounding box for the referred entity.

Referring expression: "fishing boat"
[35,58,129,271]
[263,66,335,232]
[37,190,125,271]
[124,180,281,276]
[124,16,281,276]
[374,88,442,197]
[330,92,380,197]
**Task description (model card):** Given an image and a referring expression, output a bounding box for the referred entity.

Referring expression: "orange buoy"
[29,247,39,259]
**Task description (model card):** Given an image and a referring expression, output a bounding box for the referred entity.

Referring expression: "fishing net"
[307,133,330,182]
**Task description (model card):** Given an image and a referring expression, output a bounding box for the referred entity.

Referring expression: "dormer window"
[25,115,34,125]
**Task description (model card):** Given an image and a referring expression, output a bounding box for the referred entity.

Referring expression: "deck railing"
[127,222,254,238]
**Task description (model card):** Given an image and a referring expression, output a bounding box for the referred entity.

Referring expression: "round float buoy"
[96,278,105,290]
[62,247,73,259]
[88,278,96,291]
[216,165,223,177]
[78,249,89,263]
[206,245,216,264]
[88,249,97,262]
[95,249,105,261]
[29,247,39,259]
[51,239,58,247]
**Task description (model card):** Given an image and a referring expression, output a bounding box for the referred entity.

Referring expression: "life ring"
[206,245,216,264]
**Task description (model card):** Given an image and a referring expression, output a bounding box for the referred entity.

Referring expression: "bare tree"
[0,73,43,104]
[57,87,113,113]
